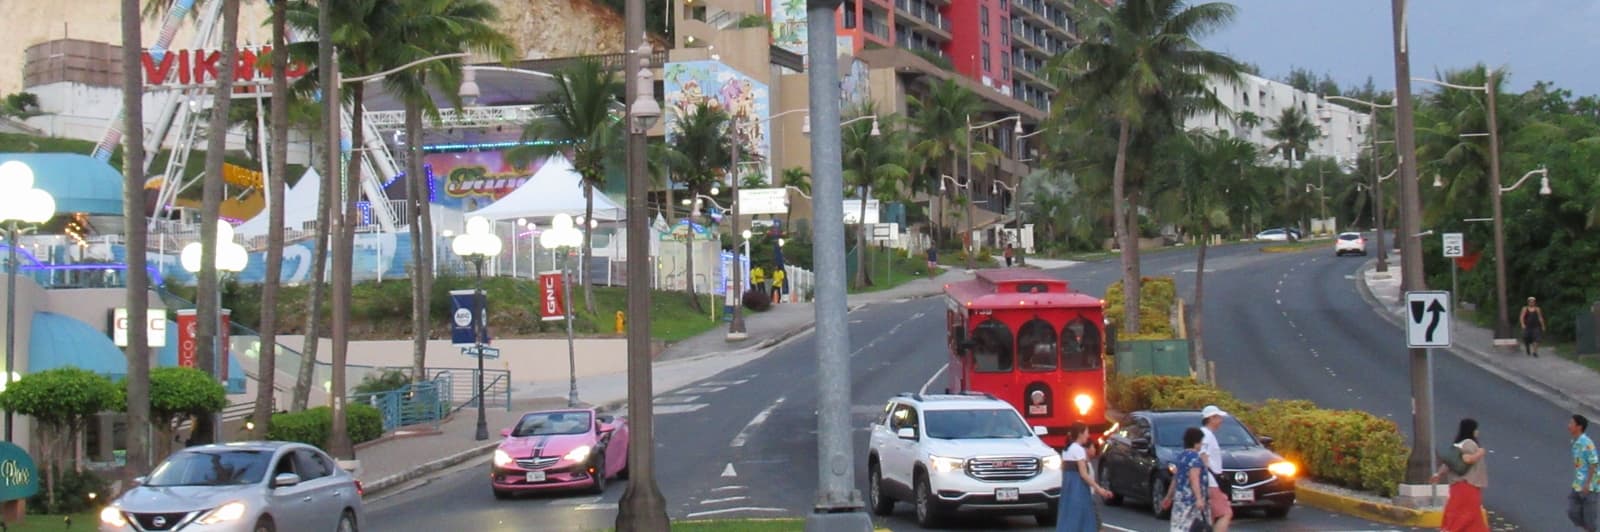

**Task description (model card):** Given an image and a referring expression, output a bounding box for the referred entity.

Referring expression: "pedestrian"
[1004,243,1015,267]
[926,247,938,273]
[750,264,766,293]
[1162,427,1211,532]
[1057,422,1113,531]
[1520,296,1547,356]
[770,268,785,304]
[1570,414,1599,531]
[1431,418,1489,532]
[1199,405,1234,532]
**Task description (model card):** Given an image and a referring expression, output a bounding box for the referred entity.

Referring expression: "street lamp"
[539,214,584,408]
[992,180,1022,265]
[964,114,1023,268]
[0,160,54,442]
[450,216,501,441]
[180,221,247,444]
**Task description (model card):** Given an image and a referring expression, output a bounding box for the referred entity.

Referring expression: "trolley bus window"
[1060,317,1103,370]
[1017,318,1058,371]
[971,319,1014,372]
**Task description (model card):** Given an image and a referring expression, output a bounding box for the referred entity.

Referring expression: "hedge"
[266,404,384,449]
[1104,276,1178,340]
[1109,375,1407,497]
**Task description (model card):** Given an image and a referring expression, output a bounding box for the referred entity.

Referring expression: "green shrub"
[28,468,106,515]
[1104,276,1178,340]
[354,369,411,395]
[267,404,384,449]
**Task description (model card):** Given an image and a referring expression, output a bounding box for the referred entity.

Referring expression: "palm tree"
[506,59,624,316]
[189,0,240,445]
[841,104,908,288]
[1265,106,1319,162]
[659,102,734,311]
[1050,0,1243,334]
[781,166,810,232]
[908,80,995,257]
[251,0,292,439]
[120,0,153,474]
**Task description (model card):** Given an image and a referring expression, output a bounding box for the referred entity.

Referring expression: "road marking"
[655,395,700,404]
[920,363,949,395]
[910,311,926,320]
[685,507,786,518]
[1104,525,1139,532]
[722,463,737,477]
[655,404,708,415]
[551,496,604,506]
[574,503,618,511]
[678,386,727,394]
[699,496,748,505]
[700,379,748,386]
[730,396,787,447]
[711,485,745,492]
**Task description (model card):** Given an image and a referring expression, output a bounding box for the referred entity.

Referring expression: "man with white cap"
[1200,405,1233,531]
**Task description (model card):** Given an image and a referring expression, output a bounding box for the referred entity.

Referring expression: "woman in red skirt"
[1432,418,1489,532]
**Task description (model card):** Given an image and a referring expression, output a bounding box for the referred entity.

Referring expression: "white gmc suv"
[866,393,1063,527]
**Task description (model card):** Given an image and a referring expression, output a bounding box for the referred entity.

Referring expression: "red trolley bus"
[942,269,1113,449]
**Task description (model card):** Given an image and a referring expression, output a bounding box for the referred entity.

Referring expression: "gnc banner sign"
[540,271,566,321]
[174,309,230,379]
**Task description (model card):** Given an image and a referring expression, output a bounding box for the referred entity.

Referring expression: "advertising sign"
[449,289,489,347]
[738,188,789,215]
[842,199,881,224]
[112,308,168,348]
[141,47,310,88]
[176,309,197,368]
[0,442,39,502]
[539,271,566,322]
[424,151,546,212]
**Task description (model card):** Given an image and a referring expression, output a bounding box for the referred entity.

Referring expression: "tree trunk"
[327,83,363,460]
[416,129,435,372]
[684,215,702,313]
[406,101,427,382]
[193,0,239,446]
[854,196,871,288]
[582,182,597,314]
[1112,118,1140,334]
[1192,219,1209,383]
[665,178,677,224]
[252,0,289,437]
[296,0,337,412]
[119,0,152,476]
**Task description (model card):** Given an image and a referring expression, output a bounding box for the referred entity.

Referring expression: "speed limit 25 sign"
[1442,233,1464,258]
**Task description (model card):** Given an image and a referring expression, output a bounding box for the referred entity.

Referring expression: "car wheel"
[868,462,895,516]
[1098,459,1123,506]
[1149,475,1170,520]
[914,472,942,528]
[1034,503,1058,527]
[337,510,358,532]
[588,456,607,494]
[253,515,275,532]
[1265,504,1291,518]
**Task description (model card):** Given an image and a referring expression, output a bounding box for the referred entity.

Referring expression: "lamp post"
[541,214,584,407]
[0,161,55,442]
[963,114,1022,268]
[992,180,1020,265]
[180,221,248,444]
[450,216,501,441]
[1323,95,1397,272]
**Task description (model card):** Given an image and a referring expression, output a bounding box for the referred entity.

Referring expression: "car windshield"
[1339,233,1361,241]
[924,409,1032,439]
[1152,415,1259,449]
[513,411,592,437]
[144,450,272,487]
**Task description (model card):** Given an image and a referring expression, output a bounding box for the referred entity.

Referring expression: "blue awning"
[0,153,125,216]
[29,313,245,389]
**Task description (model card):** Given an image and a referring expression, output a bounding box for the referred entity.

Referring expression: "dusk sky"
[1199,1,1600,97]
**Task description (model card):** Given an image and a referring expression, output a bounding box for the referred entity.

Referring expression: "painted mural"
[663,61,772,184]
[770,0,808,58]
[421,151,553,211]
[841,57,872,107]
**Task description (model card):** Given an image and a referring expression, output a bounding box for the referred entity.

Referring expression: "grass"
[849,248,941,294]
[8,511,98,531]
[1259,238,1332,253]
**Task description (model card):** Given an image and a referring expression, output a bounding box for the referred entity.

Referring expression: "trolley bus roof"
[944,269,1105,310]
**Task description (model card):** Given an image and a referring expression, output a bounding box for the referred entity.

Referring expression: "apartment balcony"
[894,0,953,41]
[1011,0,1074,38]
[865,18,891,40]
[1012,63,1054,89]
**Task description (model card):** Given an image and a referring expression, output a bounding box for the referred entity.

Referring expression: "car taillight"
[354,480,365,497]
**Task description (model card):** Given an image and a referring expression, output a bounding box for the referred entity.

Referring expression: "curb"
[1352,260,1600,417]
[1295,483,1445,528]
[363,440,498,497]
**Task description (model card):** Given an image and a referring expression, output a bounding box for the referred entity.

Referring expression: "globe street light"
[451,216,501,441]
[180,220,248,444]
[540,214,584,408]
[0,160,55,442]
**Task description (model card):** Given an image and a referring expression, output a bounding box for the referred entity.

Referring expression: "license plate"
[525,471,545,483]
[1231,488,1254,503]
[995,488,1020,502]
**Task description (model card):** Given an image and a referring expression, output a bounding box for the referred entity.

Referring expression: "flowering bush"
[1104,276,1178,340]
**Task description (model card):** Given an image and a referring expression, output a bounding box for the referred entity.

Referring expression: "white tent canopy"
[236,167,323,237]
[467,155,624,222]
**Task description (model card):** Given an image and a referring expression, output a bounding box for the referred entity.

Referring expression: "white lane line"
[574,503,619,511]
[711,485,745,492]
[699,496,748,505]
[1104,525,1140,532]
[920,363,949,395]
[685,507,786,518]
[655,395,700,405]
[721,463,737,477]
[551,496,604,506]
[655,404,708,415]
[730,396,787,448]
[677,386,727,394]
[700,379,748,386]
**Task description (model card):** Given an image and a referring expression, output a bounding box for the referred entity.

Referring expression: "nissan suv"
[866,393,1063,527]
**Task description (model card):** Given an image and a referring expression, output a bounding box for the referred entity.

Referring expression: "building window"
[689,4,707,21]
[844,2,857,29]
[981,43,991,72]
[981,6,990,36]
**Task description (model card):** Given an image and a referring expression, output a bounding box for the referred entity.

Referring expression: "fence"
[423,367,512,412]
[349,375,453,432]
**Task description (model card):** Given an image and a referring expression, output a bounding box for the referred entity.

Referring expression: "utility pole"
[804,1,872,530]
[729,127,747,340]
[1373,125,1389,272]
[1484,70,1510,340]
[1389,0,1434,485]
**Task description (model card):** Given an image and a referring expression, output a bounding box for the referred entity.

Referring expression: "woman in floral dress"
[1162,427,1210,532]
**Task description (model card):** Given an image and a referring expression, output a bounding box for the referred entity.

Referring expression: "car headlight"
[493,449,514,468]
[100,506,127,527]
[929,455,965,473]
[564,445,592,462]
[1042,454,1062,470]
[1268,461,1298,478]
[196,501,247,525]
[1167,463,1177,475]
[1073,394,1094,416]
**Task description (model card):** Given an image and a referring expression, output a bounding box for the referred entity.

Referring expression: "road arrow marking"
[722,463,737,478]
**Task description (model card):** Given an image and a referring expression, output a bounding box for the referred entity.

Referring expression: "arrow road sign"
[1406,291,1452,348]
[1442,233,1464,258]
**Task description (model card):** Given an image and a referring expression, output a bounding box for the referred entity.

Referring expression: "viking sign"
[142,47,311,88]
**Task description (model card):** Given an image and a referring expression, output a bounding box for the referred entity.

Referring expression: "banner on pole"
[449,289,490,346]
[539,271,566,322]
[176,309,197,368]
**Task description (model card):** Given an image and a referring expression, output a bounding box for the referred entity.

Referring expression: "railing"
[509,50,668,75]
[427,368,512,412]
[349,376,452,433]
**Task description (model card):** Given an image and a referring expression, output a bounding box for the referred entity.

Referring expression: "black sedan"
[1096,410,1297,518]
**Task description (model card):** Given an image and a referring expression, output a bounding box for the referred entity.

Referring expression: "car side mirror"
[133,476,146,485]
[272,473,302,488]
[1131,438,1150,450]
[1031,426,1048,437]
[896,427,917,440]
[500,428,512,438]
[1259,436,1274,447]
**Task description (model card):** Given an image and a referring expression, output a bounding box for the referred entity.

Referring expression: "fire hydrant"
[615,310,626,334]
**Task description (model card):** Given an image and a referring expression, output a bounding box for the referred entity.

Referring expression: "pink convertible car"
[490,408,629,498]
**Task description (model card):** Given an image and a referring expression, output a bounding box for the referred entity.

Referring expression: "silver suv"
[866,393,1063,527]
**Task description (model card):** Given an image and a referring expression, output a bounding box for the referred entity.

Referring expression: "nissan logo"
[1233,471,1248,484]
[152,516,167,527]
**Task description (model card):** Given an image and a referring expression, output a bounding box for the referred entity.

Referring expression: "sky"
[1199,1,1600,97]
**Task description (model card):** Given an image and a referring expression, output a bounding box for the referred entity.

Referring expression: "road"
[365,238,1569,530]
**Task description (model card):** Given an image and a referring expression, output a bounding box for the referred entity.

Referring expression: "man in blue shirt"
[1571,414,1598,531]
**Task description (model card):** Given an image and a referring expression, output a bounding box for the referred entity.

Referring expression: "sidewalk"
[1358,261,1600,416]
[356,267,978,496]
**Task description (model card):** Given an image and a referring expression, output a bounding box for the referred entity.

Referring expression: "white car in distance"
[1335,232,1367,256]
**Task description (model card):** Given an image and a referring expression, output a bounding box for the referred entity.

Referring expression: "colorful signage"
[449,289,489,347]
[141,47,310,87]
[539,272,566,322]
[423,151,546,212]
[0,442,38,502]
[663,61,772,184]
[112,308,169,348]
[174,309,230,380]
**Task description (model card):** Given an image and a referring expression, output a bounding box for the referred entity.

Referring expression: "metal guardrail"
[349,376,452,433]
[427,368,512,412]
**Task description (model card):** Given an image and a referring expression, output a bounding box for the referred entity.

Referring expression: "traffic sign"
[1405,291,1452,348]
[1442,233,1464,258]
[462,346,500,359]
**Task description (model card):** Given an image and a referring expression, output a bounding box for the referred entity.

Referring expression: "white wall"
[1187,73,1372,166]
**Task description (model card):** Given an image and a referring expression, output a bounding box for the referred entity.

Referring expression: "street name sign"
[1405,291,1452,348]
[462,346,500,359]
[1442,233,1464,258]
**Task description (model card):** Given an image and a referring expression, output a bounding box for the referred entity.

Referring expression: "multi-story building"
[1186,72,1372,165]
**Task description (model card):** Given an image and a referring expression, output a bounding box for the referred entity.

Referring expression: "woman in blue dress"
[1162,427,1210,532]
[1057,422,1113,531]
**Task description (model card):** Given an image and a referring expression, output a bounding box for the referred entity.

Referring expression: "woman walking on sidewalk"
[1056,422,1113,531]
[1520,297,1546,356]
[1432,418,1489,532]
